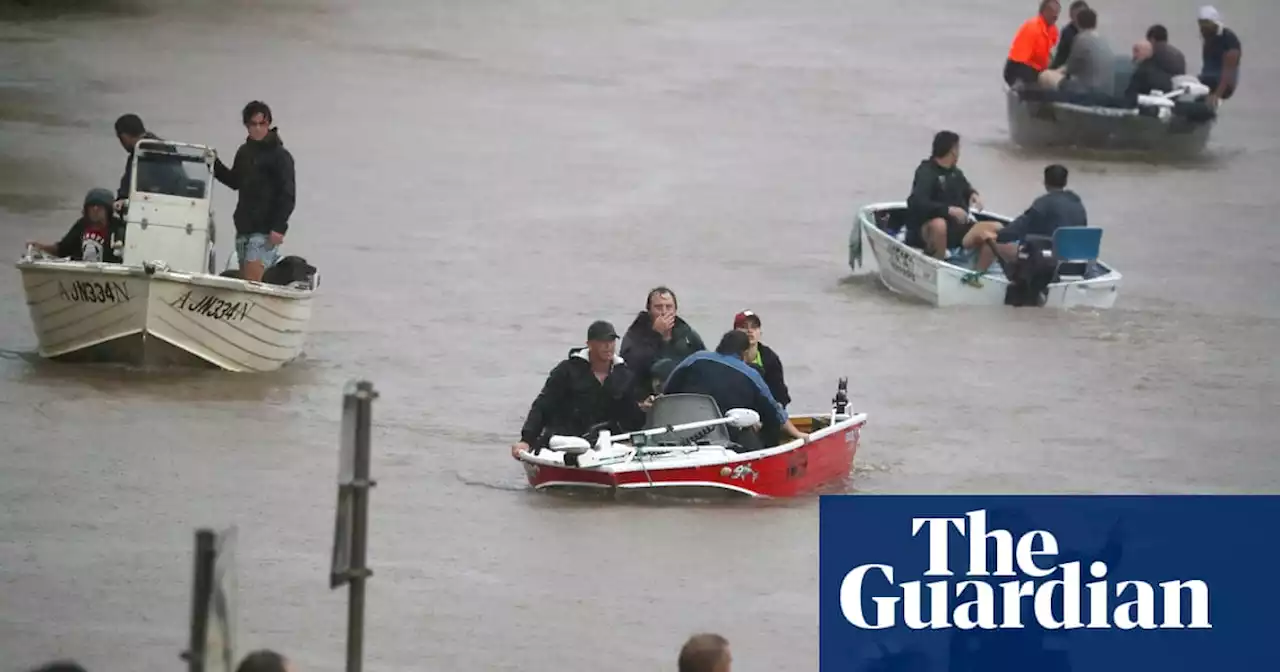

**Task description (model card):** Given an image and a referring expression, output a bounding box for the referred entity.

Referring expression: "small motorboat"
[849,201,1122,309]
[514,378,867,499]
[15,138,318,372]
[1006,73,1218,155]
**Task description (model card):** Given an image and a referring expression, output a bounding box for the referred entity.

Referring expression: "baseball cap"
[733,310,761,328]
[586,320,619,341]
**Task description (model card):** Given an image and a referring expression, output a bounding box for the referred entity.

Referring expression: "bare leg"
[923,218,948,259]
[962,220,1003,250]
[241,260,265,282]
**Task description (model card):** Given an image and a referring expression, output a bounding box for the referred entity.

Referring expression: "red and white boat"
[514,378,867,498]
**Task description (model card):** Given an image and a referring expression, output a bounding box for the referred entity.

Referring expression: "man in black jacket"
[1048,1,1090,70]
[511,320,648,459]
[28,188,127,263]
[974,163,1086,273]
[732,310,790,408]
[213,100,296,282]
[905,131,1004,260]
[620,286,706,396]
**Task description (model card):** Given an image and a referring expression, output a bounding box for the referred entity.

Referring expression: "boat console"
[120,139,218,275]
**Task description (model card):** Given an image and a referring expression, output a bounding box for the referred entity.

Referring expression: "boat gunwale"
[15,257,315,299]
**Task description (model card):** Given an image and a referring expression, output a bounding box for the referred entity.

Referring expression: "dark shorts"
[1198,74,1235,100]
[1004,59,1040,87]
[906,214,972,253]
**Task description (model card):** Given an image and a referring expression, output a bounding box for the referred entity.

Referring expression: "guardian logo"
[819,495,1280,671]
[839,509,1210,631]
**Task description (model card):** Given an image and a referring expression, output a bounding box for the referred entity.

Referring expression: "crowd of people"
[510,286,804,457]
[1003,1,1242,105]
[26,102,298,283]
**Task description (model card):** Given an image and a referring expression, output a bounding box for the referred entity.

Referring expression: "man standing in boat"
[732,310,790,409]
[213,100,296,282]
[511,320,648,459]
[1195,6,1242,106]
[904,131,1003,261]
[28,188,127,263]
[662,330,807,452]
[620,286,707,396]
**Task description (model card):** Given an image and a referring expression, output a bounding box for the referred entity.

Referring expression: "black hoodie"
[213,128,297,237]
[995,189,1088,244]
[619,311,707,394]
[518,347,646,445]
[905,158,976,231]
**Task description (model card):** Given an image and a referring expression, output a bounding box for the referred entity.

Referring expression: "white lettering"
[1158,580,1211,629]
[840,564,897,629]
[966,509,1015,577]
[912,516,965,576]
[902,580,951,629]
[953,581,997,629]
[1114,581,1157,629]
[1087,561,1110,628]
[1032,560,1082,629]
[1015,530,1059,577]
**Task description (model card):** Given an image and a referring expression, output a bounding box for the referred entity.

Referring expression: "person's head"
[585,320,619,363]
[714,330,752,361]
[1075,7,1097,31]
[930,130,960,167]
[645,286,678,318]
[235,649,292,672]
[82,187,114,223]
[1068,1,1087,23]
[1132,40,1154,63]
[1146,24,1168,43]
[242,100,274,142]
[1044,164,1069,191]
[1039,0,1061,25]
[1197,6,1222,38]
[679,633,732,672]
[651,357,676,394]
[114,113,146,151]
[733,310,762,347]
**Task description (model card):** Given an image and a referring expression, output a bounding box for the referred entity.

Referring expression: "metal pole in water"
[346,381,377,672]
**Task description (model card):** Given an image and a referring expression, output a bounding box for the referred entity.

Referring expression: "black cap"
[586,320,619,341]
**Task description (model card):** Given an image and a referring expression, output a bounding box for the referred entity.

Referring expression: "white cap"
[1198,6,1221,22]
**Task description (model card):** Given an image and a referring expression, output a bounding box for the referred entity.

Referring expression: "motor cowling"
[1004,234,1057,307]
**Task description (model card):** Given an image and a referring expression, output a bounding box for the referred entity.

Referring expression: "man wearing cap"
[28,187,127,263]
[733,310,790,409]
[663,330,808,452]
[1195,6,1241,106]
[511,320,648,459]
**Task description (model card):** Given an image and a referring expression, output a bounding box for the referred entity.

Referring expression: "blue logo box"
[818,495,1279,671]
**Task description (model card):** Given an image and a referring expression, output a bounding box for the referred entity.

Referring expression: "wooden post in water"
[331,380,378,672]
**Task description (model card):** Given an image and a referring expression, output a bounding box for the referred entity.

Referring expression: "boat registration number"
[889,246,917,282]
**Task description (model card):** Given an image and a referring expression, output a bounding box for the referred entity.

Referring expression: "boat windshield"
[135,144,210,199]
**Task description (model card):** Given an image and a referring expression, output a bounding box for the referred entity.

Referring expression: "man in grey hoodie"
[1059,7,1116,95]
[972,164,1086,274]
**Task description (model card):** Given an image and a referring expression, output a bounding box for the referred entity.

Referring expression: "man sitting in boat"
[973,164,1085,273]
[904,131,1003,262]
[1048,1,1089,71]
[1003,0,1060,88]
[661,330,807,452]
[620,286,707,397]
[1196,6,1242,106]
[1124,40,1175,98]
[1040,8,1116,96]
[1145,24,1186,77]
[27,188,126,263]
[510,320,648,459]
[732,310,790,409]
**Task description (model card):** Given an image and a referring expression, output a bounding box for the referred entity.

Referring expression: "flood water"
[0,0,1276,670]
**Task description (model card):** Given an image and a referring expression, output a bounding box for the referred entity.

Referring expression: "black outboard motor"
[1004,234,1057,307]
[833,377,849,416]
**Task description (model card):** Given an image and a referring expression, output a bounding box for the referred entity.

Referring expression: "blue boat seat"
[645,393,731,446]
[1052,226,1103,278]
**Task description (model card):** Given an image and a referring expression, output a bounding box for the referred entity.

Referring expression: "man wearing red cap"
[733,310,790,409]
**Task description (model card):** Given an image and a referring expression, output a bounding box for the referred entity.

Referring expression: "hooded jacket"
[518,347,646,445]
[619,311,706,394]
[995,189,1088,244]
[213,128,296,237]
[905,158,976,232]
[55,188,127,263]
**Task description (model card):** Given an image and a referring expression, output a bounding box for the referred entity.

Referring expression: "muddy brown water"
[1,0,1277,670]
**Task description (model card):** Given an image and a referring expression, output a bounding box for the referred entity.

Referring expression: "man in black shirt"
[1196,6,1242,105]
[904,131,1004,260]
[1048,1,1090,70]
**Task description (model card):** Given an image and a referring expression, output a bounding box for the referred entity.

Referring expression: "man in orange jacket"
[1004,0,1062,87]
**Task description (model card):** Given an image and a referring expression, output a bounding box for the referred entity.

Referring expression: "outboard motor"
[1004,234,1057,307]
[833,377,849,416]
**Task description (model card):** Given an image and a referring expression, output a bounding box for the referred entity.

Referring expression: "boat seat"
[1052,226,1103,280]
[644,393,732,446]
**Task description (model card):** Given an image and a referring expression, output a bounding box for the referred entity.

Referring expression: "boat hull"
[855,202,1122,309]
[516,413,865,498]
[17,259,313,372]
[1005,88,1214,155]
